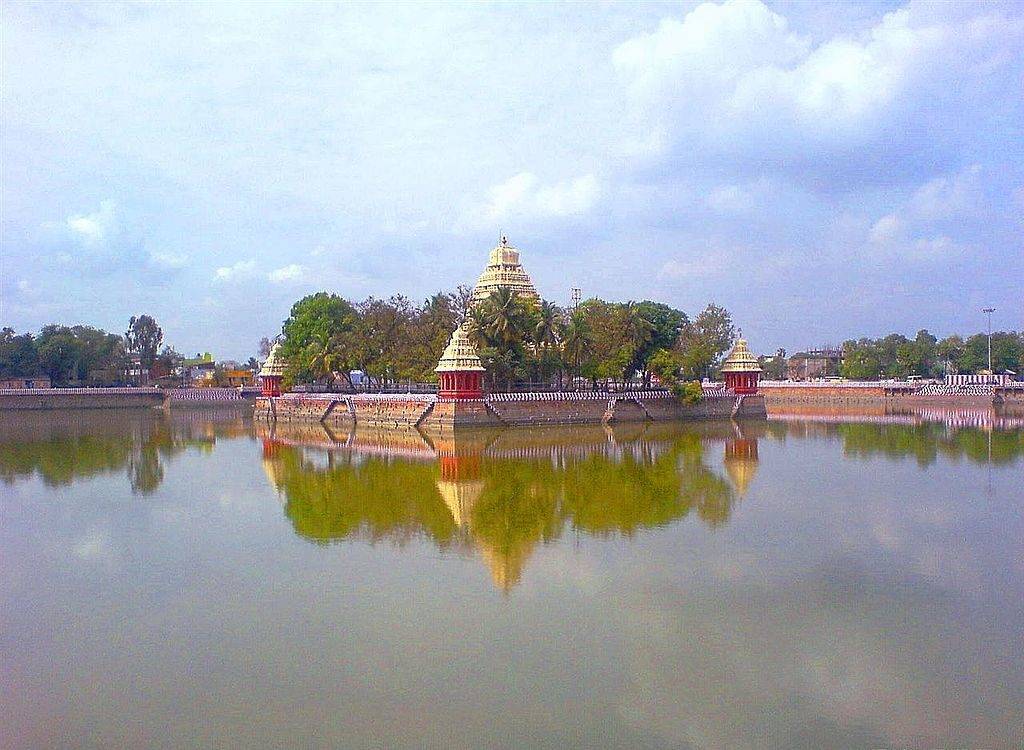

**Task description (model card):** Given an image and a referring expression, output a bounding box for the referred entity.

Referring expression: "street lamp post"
[982,307,995,375]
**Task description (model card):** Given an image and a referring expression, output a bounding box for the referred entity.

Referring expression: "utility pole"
[982,307,995,375]
[570,288,582,390]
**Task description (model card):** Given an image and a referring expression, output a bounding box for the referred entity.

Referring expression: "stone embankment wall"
[761,381,1024,410]
[257,391,766,427]
[0,388,164,411]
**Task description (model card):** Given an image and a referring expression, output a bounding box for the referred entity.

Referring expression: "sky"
[2,0,1022,360]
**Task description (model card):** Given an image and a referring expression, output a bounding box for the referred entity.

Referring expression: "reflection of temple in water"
[256,421,757,591]
[723,436,759,498]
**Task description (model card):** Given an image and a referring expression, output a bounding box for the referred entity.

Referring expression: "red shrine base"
[260,376,283,397]
[437,371,483,400]
[725,372,760,395]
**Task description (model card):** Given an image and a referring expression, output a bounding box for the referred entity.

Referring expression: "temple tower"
[258,343,286,397]
[721,337,761,395]
[471,235,539,305]
[436,325,485,399]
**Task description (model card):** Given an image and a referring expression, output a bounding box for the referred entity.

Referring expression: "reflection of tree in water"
[779,421,1024,467]
[0,412,235,494]
[266,445,458,547]
[264,429,738,590]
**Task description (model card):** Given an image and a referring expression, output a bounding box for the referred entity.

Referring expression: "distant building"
[223,369,255,387]
[0,376,51,389]
[788,347,843,380]
[182,353,216,386]
[127,355,150,386]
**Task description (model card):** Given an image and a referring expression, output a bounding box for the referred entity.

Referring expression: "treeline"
[840,329,1023,379]
[279,288,737,392]
[0,315,165,385]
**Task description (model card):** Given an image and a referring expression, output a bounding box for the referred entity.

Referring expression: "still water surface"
[1,409,1022,749]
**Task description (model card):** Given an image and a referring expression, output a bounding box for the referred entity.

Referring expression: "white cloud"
[866,165,985,261]
[660,256,722,279]
[149,250,188,269]
[706,178,769,212]
[908,164,982,219]
[908,235,960,260]
[614,1,1021,160]
[480,172,601,224]
[64,199,117,246]
[214,259,257,281]
[867,216,962,262]
[869,213,901,243]
[266,264,307,283]
[535,175,601,217]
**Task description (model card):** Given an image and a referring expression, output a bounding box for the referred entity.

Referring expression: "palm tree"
[534,300,561,350]
[484,287,528,348]
[622,301,655,384]
[562,314,590,390]
[464,305,492,349]
[308,332,345,388]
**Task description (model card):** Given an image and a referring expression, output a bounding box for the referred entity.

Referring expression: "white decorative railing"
[272,389,737,404]
[759,380,915,389]
[485,390,677,402]
[167,388,248,401]
[0,387,162,396]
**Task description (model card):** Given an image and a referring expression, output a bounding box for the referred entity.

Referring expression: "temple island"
[255,237,766,428]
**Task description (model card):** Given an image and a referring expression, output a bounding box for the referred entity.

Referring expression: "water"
[1,408,1021,749]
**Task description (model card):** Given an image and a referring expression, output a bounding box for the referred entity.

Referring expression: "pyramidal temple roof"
[471,235,539,305]
[258,343,287,378]
[721,338,761,373]
[435,324,485,373]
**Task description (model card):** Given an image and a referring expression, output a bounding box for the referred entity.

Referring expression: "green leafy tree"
[676,303,735,379]
[562,312,592,388]
[280,292,360,388]
[0,328,40,377]
[759,348,787,380]
[35,326,80,385]
[354,295,417,387]
[629,301,687,386]
[125,315,163,370]
[936,335,965,375]
[841,340,882,380]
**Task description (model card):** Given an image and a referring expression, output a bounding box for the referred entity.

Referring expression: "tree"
[562,312,591,389]
[676,303,735,379]
[125,315,163,369]
[575,299,633,385]
[354,295,417,387]
[258,337,274,358]
[36,326,80,384]
[71,326,123,382]
[153,346,183,381]
[937,335,965,375]
[408,292,461,382]
[0,328,40,377]
[468,288,538,390]
[631,301,688,386]
[280,292,359,387]
[759,348,787,380]
[841,341,882,380]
